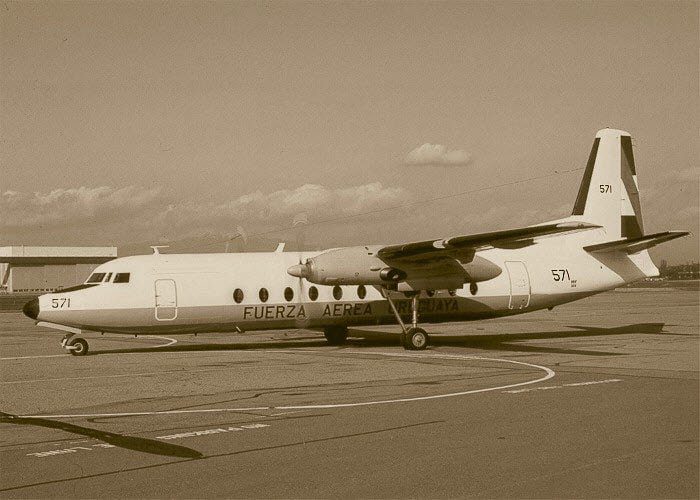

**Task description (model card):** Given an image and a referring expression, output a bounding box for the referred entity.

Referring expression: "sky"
[1,0,698,263]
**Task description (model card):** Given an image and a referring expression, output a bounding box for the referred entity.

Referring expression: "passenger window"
[308,286,318,301]
[357,285,366,299]
[86,273,106,284]
[284,287,294,302]
[233,288,244,303]
[259,288,269,303]
[114,273,130,283]
[333,285,343,300]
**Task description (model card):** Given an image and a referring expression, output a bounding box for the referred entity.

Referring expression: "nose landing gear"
[383,291,430,350]
[61,334,89,356]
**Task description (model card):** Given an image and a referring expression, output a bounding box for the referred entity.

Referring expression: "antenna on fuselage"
[150,245,169,255]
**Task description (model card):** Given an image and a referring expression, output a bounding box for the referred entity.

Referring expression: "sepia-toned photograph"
[1,1,698,497]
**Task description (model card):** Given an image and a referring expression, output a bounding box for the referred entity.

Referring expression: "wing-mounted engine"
[287,246,404,285]
[286,245,502,287]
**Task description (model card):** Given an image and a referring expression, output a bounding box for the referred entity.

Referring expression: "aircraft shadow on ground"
[90,322,668,357]
[0,411,202,459]
[353,322,668,356]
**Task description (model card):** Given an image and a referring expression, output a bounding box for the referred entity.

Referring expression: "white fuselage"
[32,227,656,336]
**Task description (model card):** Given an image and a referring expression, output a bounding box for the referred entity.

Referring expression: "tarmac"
[1,287,698,498]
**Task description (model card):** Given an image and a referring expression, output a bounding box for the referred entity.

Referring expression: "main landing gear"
[383,291,430,350]
[324,325,348,345]
[61,333,89,356]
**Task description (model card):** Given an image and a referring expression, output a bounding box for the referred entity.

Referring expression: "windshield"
[86,272,106,284]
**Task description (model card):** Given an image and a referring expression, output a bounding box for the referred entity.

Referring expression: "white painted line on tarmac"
[503,378,622,394]
[274,351,556,409]
[19,407,271,419]
[143,336,178,348]
[0,354,69,361]
[26,424,271,458]
[1,370,188,385]
[3,364,238,384]
[27,443,116,458]
[156,423,269,440]
[18,351,555,419]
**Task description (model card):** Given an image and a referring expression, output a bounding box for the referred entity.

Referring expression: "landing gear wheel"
[324,326,348,346]
[403,327,429,351]
[68,337,89,356]
[383,289,429,351]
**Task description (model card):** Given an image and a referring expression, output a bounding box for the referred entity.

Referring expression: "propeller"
[293,258,312,328]
[290,213,309,279]
[287,260,310,279]
[291,213,311,327]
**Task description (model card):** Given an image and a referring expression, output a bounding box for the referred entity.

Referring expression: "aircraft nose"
[23,298,39,320]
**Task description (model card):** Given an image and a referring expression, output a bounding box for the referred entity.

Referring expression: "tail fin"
[571,129,644,240]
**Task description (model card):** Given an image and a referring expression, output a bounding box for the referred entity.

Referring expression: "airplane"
[23,129,689,355]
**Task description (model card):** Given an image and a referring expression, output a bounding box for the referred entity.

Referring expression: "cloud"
[404,143,471,166]
[157,182,407,228]
[0,186,163,229]
[1,183,408,242]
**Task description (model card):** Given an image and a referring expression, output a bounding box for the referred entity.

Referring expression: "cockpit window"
[86,272,106,284]
[114,273,130,283]
[105,273,113,282]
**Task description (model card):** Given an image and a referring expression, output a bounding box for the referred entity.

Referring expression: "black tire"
[403,328,429,351]
[324,326,348,345]
[69,338,89,356]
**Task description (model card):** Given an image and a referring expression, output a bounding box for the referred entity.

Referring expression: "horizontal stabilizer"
[583,231,690,254]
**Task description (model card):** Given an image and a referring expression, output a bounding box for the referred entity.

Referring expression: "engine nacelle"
[288,246,404,286]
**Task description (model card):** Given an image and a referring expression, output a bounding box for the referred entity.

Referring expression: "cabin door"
[505,261,530,310]
[155,279,178,321]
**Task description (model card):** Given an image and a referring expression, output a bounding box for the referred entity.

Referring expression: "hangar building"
[0,246,117,293]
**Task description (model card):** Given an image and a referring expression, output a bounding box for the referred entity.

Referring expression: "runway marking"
[1,370,198,385]
[143,336,178,348]
[156,423,269,440]
[19,407,271,418]
[0,354,69,361]
[18,351,555,419]
[0,336,177,361]
[27,443,116,458]
[26,424,270,458]
[273,351,556,409]
[503,378,622,393]
[269,410,304,417]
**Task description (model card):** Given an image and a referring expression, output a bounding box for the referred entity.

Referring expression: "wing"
[377,222,600,263]
[288,221,600,289]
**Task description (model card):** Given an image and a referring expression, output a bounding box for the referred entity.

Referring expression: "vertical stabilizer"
[571,129,644,240]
